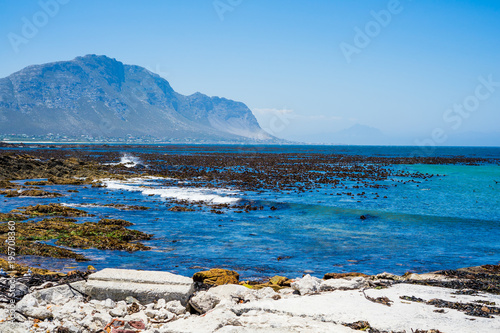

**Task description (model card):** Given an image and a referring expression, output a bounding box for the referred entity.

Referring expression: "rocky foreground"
[0,265,499,333]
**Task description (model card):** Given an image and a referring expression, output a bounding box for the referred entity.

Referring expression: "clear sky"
[1,0,499,145]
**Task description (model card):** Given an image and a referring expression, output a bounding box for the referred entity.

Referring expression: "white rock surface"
[162,307,242,333]
[207,284,251,304]
[104,298,116,308]
[166,300,186,315]
[109,303,128,317]
[234,283,500,333]
[31,281,86,304]
[6,270,500,333]
[253,287,280,301]
[157,308,175,320]
[189,291,221,314]
[0,321,31,333]
[404,273,454,281]
[16,294,54,320]
[375,272,404,280]
[320,276,367,291]
[290,274,321,295]
[16,293,38,311]
[155,298,166,309]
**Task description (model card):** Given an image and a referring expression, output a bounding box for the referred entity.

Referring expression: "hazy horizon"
[1,0,499,146]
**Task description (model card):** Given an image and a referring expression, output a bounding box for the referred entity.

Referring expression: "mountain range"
[0,55,277,143]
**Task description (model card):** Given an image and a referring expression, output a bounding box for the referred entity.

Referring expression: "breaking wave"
[105,154,144,168]
[103,179,240,204]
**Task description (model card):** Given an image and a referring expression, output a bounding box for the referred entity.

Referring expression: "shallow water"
[1,145,500,279]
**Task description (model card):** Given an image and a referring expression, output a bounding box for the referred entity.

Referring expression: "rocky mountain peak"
[0,55,276,143]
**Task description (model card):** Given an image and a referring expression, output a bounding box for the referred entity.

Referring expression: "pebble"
[101,298,114,308]
[189,291,221,314]
[126,295,140,304]
[109,304,128,317]
[154,298,166,309]
[166,300,187,315]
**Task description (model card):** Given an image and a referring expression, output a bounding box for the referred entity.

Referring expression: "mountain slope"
[0,55,274,142]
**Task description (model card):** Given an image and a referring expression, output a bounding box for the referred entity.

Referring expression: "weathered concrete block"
[85,269,194,305]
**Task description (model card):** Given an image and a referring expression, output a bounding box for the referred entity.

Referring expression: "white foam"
[105,154,144,168]
[103,179,240,204]
[99,176,168,186]
[60,203,96,208]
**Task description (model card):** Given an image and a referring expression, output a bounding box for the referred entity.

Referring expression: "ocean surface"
[2,145,500,279]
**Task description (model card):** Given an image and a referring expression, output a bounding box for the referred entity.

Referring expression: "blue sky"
[1,0,499,145]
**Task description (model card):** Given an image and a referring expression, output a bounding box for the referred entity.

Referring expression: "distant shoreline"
[2,140,500,148]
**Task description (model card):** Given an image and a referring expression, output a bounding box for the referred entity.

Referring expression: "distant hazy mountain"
[332,124,387,145]
[0,55,276,143]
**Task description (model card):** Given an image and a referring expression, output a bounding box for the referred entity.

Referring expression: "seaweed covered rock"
[48,176,88,185]
[0,154,113,182]
[269,275,291,286]
[169,206,195,212]
[102,204,149,211]
[240,275,292,291]
[2,240,88,261]
[0,217,151,261]
[98,218,133,226]
[193,268,239,285]
[0,258,58,276]
[24,177,90,186]
[11,203,93,217]
[0,180,18,189]
[2,189,63,198]
[55,220,151,251]
[0,212,27,222]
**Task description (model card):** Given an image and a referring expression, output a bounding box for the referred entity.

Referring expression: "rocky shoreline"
[1,146,499,332]
[0,264,499,333]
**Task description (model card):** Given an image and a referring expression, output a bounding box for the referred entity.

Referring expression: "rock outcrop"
[192,268,239,286]
[0,55,277,143]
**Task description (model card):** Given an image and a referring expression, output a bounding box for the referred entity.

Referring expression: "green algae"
[0,217,152,261]
[11,203,93,217]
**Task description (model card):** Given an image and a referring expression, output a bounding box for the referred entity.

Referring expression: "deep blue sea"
[2,145,500,279]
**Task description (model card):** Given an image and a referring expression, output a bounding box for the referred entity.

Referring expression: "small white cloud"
[253,108,341,121]
[303,115,343,121]
[253,108,295,115]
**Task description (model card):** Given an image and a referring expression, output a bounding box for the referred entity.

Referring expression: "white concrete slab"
[85,268,194,305]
